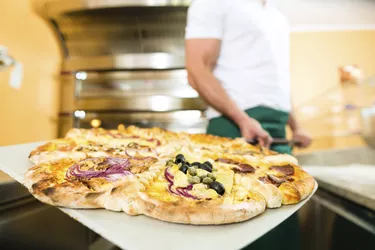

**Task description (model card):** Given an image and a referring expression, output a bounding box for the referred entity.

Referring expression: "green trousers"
[207,106,300,250]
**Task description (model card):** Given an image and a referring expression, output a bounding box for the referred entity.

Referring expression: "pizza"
[25,126,315,225]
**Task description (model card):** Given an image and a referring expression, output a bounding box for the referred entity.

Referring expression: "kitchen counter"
[297,146,375,211]
[303,165,375,211]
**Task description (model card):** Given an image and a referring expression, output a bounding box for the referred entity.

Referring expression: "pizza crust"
[136,192,266,225]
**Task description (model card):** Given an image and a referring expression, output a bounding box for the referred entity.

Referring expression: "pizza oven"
[36,0,207,137]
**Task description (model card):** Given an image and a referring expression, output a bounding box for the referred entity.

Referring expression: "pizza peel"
[0,142,318,250]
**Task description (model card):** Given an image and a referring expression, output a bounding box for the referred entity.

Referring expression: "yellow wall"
[290,31,375,107]
[290,31,375,153]
[0,0,61,146]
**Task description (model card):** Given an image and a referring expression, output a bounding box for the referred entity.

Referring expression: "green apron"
[207,106,292,154]
[207,106,300,250]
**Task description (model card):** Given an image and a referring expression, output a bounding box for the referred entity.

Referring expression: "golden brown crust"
[136,191,266,225]
[24,157,154,212]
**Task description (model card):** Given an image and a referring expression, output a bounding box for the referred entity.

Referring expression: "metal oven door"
[60,69,206,113]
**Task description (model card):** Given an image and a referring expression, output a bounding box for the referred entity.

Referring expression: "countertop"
[304,164,375,211]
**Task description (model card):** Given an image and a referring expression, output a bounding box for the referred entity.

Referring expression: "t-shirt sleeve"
[185,0,224,40]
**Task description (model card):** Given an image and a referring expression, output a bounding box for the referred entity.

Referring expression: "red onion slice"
[164,167,174,184]
[66,157,132,181]
[164,168,198,199]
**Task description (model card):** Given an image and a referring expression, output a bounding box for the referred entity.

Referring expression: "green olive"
[207,173,216,181]
[166,160,174,167]
[188,167,197,176]
[188,176,201,184]
[202,177,213,185]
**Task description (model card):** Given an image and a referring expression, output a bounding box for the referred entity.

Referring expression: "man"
[185,0,311,249]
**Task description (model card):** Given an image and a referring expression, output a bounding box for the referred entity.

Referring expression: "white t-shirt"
[185,0,292,119]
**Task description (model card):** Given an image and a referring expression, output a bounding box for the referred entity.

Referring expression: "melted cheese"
[240,176,253,191]
[215,170,234,194]
[147,181,179,202]
[191,184,218,199]
[233,186,248,201]
[173,171,189,188]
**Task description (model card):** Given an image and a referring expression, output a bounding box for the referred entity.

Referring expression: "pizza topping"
[147,138,162,146]
[203,161,213,168]
[188,176,201,184]
[166,160,174,167]
[191,184,219,199]
[175,154,185,164]
[125,143,158,159]
[202,177,214,185]
[188,167,197,176]
[267,174,288,185]
[179,163,190,174]
[198,163,213,173]
[173,171,190,188]
[209,181,225,195]
[216,158,255,173]
[164,167,199,199]
[196,168,209,180]
[207,173,216,181]
[191,162,200,167]
[215,170,234,194]
[270,165,294,176]
[66,157,132,181]
[233,164,256,173]
[258,174,291,187]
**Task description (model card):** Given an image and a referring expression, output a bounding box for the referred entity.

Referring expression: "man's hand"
[238,116,272,148]
[292,128,312,148]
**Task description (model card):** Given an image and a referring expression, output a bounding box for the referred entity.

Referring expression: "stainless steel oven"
[37,0,206,137]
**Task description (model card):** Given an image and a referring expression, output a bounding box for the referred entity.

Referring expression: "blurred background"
[0,0,374,154]
[0,1,375,249]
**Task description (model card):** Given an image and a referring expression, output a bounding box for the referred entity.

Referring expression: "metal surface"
[360,105,375,149]
[312,189,375,235]
[44,5,188,65]
[63,54,185,71]
[62,69,198,100]
[39,0,192,18]
[61,96,206,113]
[247,138,303,147]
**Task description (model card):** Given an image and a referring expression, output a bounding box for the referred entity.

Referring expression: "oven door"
[60,69,206,113]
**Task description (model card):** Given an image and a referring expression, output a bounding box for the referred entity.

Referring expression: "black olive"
[179,163,189,174]
[204,161,213,168]
[175,154,185,164]
[198,163,212,173]
[184,161,191,167]
[191,162,200,167]
[209,181,225,195]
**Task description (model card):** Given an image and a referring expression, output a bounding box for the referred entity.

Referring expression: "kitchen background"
[1,1,375,250]
[1,0,375,154]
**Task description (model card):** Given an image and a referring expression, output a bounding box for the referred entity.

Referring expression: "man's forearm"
[188,68,247,124]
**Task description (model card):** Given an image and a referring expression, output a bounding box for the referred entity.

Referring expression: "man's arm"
[185,39,271,146]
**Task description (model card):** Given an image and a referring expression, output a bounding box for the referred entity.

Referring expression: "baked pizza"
[25,126,315,225]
